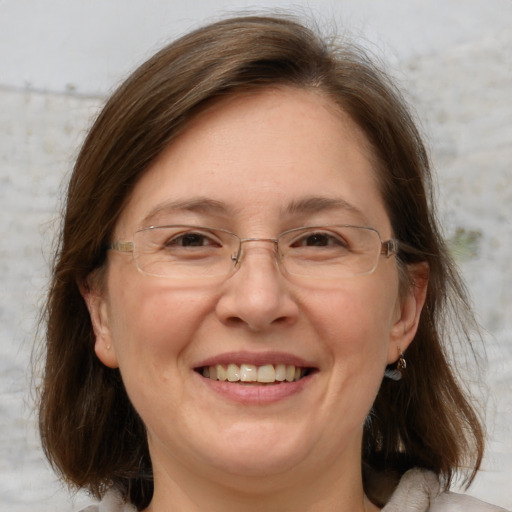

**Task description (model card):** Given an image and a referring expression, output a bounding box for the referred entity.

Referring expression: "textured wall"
[407,29,512,503]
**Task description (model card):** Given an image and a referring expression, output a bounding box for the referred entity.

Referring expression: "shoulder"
[431,492,510,512]
[382,468,440,511]
[79,488,137,512]
[383,468,509,512]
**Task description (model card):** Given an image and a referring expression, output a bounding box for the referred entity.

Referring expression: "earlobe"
[388,262,429,364]
[79,278,119,369]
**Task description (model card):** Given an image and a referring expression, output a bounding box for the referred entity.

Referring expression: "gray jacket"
[383,469,508,511]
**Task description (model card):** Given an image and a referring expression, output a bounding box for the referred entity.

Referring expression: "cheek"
[105,277,220,432]
[300,273,399,362]
[106,272,215,377]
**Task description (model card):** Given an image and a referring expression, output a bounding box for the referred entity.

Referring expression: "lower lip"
[196,372,313,404]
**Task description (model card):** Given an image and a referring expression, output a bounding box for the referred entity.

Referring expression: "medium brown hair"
[38,14,484,510]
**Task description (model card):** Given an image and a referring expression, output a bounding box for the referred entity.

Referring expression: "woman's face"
[87,88,424,488]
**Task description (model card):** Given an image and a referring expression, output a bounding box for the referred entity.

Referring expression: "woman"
[38,14,507,512]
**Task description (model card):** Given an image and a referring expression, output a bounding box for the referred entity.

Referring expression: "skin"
[84,87,427,511]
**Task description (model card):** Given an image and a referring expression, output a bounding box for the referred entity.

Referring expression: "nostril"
[224,316,245,327]
[222,314,292,331]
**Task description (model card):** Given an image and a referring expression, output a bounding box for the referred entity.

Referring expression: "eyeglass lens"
[131,225,384,279]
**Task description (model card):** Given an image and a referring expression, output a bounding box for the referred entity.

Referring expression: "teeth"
[275,364,286,381]
[202,364,306,383]
[240,364,257,382]
[257,364,275,383]
[227,363,240,382]
[217,365,227,381]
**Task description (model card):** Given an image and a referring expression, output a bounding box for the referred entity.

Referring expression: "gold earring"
[384,348,406,381]
[397,351,407,370]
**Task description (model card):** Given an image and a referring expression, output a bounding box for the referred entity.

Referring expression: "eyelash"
[164,231,221,248]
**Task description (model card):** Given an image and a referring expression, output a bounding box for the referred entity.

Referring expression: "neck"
[144,448,377,512]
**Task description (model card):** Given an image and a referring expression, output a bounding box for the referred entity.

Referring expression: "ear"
[79,276,119,369]
[388,262,429,364]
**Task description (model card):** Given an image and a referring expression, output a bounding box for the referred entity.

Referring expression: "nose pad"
[231,238,281,273]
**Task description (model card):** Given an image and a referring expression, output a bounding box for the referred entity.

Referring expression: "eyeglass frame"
[108,224,403,280]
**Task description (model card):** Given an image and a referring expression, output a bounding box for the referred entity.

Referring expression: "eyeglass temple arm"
[109,241,134,253]
[381,239,400,257]
[383,239,428,261]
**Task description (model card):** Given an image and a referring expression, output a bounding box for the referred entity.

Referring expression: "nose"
[215,241,299,331]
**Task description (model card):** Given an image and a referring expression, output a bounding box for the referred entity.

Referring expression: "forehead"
[116,87,389,236]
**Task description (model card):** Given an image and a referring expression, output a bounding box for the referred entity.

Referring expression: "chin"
[197,422,314,478]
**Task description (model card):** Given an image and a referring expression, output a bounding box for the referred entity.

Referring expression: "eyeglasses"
[109,225,400,280]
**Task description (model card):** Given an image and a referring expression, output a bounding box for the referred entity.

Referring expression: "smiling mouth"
[196,363,314,384]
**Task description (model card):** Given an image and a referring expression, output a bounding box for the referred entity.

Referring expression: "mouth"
[195,363,314,385]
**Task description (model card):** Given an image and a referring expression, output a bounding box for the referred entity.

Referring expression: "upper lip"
[193,351,317,369]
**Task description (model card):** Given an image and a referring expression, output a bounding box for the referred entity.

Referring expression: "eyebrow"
[140,195,368,227]
[284,196,367,221]
[141,198,233,227]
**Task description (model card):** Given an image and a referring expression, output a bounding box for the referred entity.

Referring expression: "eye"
[291,230,349,248]
[165,230,221,248]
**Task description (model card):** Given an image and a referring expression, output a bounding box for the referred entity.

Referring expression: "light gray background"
[1,1,511,510]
